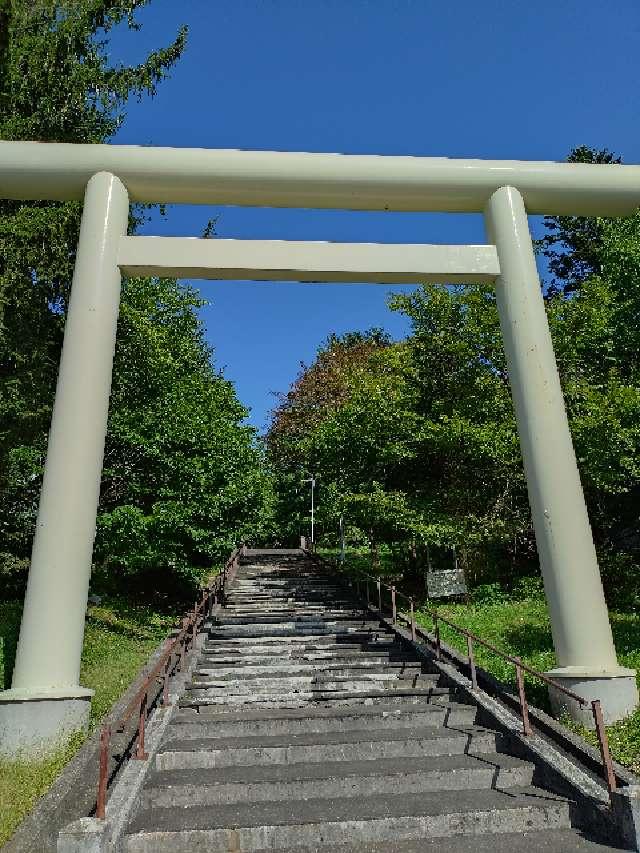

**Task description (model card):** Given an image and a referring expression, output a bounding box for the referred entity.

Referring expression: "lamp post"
[304,473,319,548]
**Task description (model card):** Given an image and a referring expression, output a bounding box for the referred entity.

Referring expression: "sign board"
[426,568,467,599]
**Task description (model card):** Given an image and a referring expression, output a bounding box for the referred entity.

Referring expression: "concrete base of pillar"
[546,666,638,727]
[0,687,93,759]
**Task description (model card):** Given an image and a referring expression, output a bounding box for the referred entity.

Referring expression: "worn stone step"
[230,831,620,853]
[214,612,368,625]
[202,638,400,653]
[156,724,508,770]
[197,650,413,667]
[169,701,476,738]
[209,620,385,633]
[219,610,359,618]
[140,752,534,809]
[222,598,354,605]
[207,628,390,640]
[180,686,456,709]
[125,787,571,852]
[188,672,441,693]
[194,658,433,681]
[193,661,424,679]
[228,591,346,599]
[204,635,397,649]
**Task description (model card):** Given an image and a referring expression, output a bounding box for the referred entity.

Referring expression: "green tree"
[538,146,622,294]
[95,276,273,594]
[0,2,273,595]
[269,197,640,596]
[0,0,186,459]
[0,1,187,590]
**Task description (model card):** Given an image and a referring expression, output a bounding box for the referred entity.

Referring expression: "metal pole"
[514,658,532,737]
[8,173,129,714]
[135,692,149,760]
[162,656,171,707]
[96,725,110,819]
[339,514,345,564]
[485,186,636,717]
[591,699,617,795]
[310,475,315,547]
[466,636,478,690]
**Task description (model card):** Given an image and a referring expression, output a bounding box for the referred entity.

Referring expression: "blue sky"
[110,0,640,431]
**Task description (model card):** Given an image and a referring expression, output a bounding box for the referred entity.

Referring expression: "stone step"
[210,619,385,631]
[188,672,441,692]
[140,752,534,809]
[179,686,456,710]
[229,590,346,597]
[197,650,413,667]
[228,587,349,592]
[213,611,368,625]
[202,638,400,652]
[220,608,359,616]
[206,627,394,640]
[229,580,347,585]
[169,701,476,738]
[228,830,620,853]
[219,599,356,605]
[193,661,424,679]
[155,724,508,770]
[125,787,571,852]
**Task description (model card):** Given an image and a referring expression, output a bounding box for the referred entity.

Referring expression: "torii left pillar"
[0,172,129,757]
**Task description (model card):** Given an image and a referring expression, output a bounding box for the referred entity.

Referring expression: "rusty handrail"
[95,543,244,819]
[342,561,618,799]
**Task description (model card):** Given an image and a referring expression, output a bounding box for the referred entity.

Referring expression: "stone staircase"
[122,551,621,852]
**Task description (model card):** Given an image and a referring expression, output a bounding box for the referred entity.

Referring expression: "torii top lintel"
[1,141,640,216]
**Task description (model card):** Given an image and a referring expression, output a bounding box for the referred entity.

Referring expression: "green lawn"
[0,597,178,847]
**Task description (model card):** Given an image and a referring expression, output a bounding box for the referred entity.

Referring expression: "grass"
[322,549,640,774]
[0,596,178,847]
[414,584,640,772]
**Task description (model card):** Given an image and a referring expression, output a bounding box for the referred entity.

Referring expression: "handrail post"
[162,655,171,706]
[434,613,441,660]
[514,658,532,736]
[191,607,198,649]
[391,586,397,625]
[409,597,416,642]
[366,578,370,607]
[592,699,617,796]
[377,578,382,614]
[135,691,149,760]
[466,635,478,689]
[96,724,110,819]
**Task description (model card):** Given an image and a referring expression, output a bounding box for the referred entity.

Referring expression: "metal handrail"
[345,562,618,799]
[95,544,244,819]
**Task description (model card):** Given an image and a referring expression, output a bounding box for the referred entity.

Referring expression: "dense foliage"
[0,1,272,599]
[268,152,640,601]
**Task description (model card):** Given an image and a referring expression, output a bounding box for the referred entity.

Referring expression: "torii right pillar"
[485,185,637,726]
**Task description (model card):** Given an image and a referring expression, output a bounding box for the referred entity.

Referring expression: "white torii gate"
[0,143,638,757]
